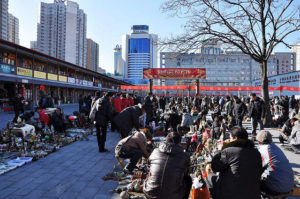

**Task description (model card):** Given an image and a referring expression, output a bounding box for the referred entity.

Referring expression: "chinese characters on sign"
[143,68,206,79]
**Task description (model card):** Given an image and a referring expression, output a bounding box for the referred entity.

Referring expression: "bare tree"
[161,0,300,125]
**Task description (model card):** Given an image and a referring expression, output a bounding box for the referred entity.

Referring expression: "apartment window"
[34,61,46,72]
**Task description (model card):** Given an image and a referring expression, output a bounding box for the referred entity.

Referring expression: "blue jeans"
[236,118,243,127]
[251,118,264,135]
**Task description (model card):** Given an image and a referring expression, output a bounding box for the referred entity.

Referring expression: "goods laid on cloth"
[0,121,93,176]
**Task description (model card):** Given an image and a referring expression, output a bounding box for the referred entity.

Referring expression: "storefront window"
[48,64,58,74]
[18,57,33,69]
[0,51,15,66]
[34,61,46,72]
[59,67,67,76]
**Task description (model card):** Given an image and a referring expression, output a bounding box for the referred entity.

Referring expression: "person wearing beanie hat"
[143,132,191,199]
[257,130,294,195]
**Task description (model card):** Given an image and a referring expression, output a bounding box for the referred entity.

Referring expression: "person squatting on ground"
[288,120,300,153]
[49,108,65,133]
[115,129,152,174]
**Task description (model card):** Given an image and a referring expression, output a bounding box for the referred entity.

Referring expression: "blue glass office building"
[122,25,157,85]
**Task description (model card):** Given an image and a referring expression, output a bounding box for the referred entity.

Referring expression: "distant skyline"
[9,0,300,73]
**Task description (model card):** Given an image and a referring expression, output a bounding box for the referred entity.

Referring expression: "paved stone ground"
[0,131,120,199]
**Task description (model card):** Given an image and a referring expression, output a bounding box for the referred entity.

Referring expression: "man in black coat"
[193,94,202,111]
[50,108,65,133]
[209,126,262,199]
[158,96,166,111]
[143,132,191,199]
[233,96,247,127]
[114,104,145,138]
[90,92,113,152]
[12,93,25,123]
[144,92,155,125]
[248,93,265,138]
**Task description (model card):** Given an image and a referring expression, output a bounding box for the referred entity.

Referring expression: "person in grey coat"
[177,108,193,135]
[288,121,300,153]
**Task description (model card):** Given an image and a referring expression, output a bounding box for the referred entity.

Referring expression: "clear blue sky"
[9,0,299,73]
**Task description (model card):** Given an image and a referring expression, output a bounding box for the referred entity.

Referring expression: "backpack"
[89,98,101,121]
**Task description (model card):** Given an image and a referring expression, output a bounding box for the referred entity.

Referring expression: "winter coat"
[143,142,190,199]
[193,98,202,110]
[225,100,234,116]
[233,101,247,120]
[248,98,266,119]
[91,96,113,126]
[13,96,24,112]
[211,139,262,199]
[113,96,122,113]
[38,110,49,126]
[258,143,294,193]
[114,105,143,132]
[116,131,149,158]
[181,113,193,127]
[121,98,130,110]
[289,124,300,145]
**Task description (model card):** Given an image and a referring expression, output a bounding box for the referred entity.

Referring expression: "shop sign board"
[68,77,75,84]
[59,75,67,82]
[0,64,15,74]
[83,80,88,86]
[17,67,32,77]
[34,71,46,79]
[75,79,82,85]
[143,68,206,79]
[48,73,58,81]
[87,81,93,86]
[21,79,28,84]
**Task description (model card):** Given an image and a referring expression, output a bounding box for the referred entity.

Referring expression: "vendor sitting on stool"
[50,108,65,133]
[115,128,152,175]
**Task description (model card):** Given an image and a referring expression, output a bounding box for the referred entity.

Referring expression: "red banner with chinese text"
[143,68,206,79]
[120,85,300,91]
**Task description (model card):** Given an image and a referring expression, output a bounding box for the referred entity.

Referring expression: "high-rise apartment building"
[86,38,99,72]
[7,13,19,44]
[0,0,19,44]
[114,44,123,75]
[30,41,38,50]
[37,0,87,67]
[122,25,158,85]
[0,0,8,41]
